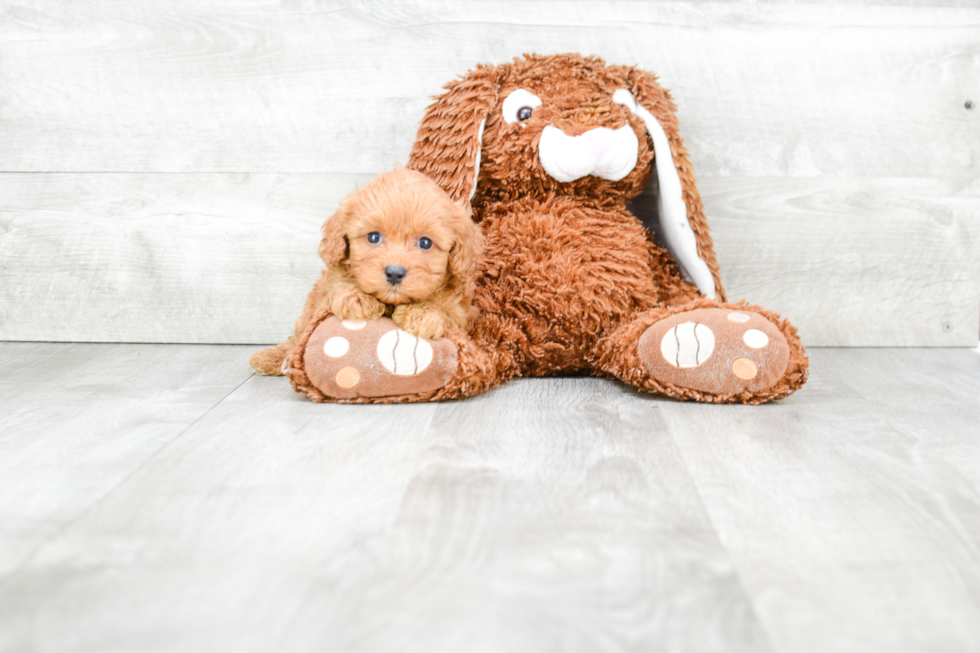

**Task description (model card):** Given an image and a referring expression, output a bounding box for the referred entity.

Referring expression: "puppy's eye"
[502,88,542,125]
[367,232,382,244]
[418,237,433,250]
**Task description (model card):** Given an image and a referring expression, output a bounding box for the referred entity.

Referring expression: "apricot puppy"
[250,166,483,376]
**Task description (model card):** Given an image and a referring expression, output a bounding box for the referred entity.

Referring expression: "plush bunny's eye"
[418,237,433,250]
[502,88,542,125]
[367,231,382,244]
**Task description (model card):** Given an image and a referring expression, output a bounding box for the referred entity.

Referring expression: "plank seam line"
[0,371,256,591]
[667,431,783,653]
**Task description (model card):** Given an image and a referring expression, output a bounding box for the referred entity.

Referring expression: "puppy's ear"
[318,202,349,269]
[611,65,726,303]
[407,64,507,206]
[446,202,484,292]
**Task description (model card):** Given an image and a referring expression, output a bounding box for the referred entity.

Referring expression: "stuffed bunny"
[283,53,808,404]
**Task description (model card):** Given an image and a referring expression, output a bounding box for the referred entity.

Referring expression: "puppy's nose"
[385,265,407,285]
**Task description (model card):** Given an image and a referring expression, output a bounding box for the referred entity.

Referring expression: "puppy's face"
[342,169,461,305]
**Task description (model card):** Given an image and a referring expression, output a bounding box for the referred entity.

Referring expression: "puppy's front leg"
[329,282,386,322]
[392,303,453,340]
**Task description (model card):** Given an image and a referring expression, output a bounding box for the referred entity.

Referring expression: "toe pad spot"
[335,367,360,388]
[743,329,769,349]
[732,358,758,380]
[323,336,350,358]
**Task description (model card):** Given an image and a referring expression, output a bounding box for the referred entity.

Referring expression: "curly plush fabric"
[286,53,808,404]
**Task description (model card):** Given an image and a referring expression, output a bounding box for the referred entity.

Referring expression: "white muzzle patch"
[538,124,639,183]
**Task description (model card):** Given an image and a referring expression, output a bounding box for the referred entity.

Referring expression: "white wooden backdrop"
[0,0,978,346]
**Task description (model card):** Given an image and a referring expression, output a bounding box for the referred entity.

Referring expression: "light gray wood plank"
[0,374,771,653]
[572,0,980,4]
[1,173,976,346]
[0,342,254,580]
[0,2,976,177]
[309,380,769,652]
[662,347,980,653]
[709,177,980,347]
[2,1,977,347]
[0,172,366,344]
[2,344,979,652]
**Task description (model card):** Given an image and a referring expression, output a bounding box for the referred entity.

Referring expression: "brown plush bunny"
[283,53,808,404]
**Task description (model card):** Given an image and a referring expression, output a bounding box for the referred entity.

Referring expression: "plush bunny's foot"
[593,300,807,404]
[286,315,459,401]
[639,307,793,398]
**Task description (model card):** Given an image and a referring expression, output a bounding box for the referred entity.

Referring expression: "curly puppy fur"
[250,166,483,375]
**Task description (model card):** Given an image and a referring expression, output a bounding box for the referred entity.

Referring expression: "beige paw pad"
[298,316,458,399]
[639,308,791,396]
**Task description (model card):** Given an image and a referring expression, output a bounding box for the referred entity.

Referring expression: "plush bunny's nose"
[385,265,407,285]
[582,128,614,159]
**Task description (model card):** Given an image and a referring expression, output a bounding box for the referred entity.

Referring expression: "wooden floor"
[1,343,978,653]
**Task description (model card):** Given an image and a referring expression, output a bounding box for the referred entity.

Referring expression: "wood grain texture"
[0,172,366,343]
[0,1,977,346]
[0,362,770,653]
[1,173,976,345]
[0,342,254,580]
[661,347,980,652]
[708,177,980,347]
[0,1,976,177]
[2,344,980,652]
[313,380,769,652]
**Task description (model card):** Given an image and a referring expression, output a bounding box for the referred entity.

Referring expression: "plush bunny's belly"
[474,196,693,374]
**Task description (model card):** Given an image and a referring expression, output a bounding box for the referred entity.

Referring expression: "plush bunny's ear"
[612,67,726,302]
[407,64,506,205]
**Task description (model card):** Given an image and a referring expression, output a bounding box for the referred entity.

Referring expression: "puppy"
[250,166,483,376]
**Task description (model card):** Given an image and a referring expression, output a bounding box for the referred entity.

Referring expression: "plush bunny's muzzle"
[538,124,639,183]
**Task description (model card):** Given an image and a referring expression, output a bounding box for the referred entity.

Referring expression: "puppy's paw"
[331,286,385,322]
[392,304,450,340]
